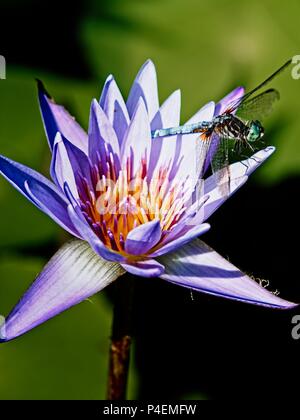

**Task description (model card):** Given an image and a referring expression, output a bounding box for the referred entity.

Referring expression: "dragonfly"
[151,59,292,196]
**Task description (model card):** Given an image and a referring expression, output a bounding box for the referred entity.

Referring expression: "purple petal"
[126,59,159,120]
[183,174,248,230]
[0,154,79,237]
[159,239,297,308]
[241,146,275,176]
[0,240,125,342]
[150,223,210,257]
[168,101,215,192]
[50,133,78,197]
[151,89,181,130]
[88,99,120,168]
[204,147,275,196]
[37,80,88,153]
[156,195,210,246]
[121,98,151,175]
[186,101,215,125]
[63,136,92,187]
[121,259,165,278]
[185,101,215,178]
[99,75,114,107]
[65,184,126,263]
[190,147,274,225]
[202,176,248,222]
[99,75,130,147]
[125,219,161,255]
[214,86,245,116]
[148,90,181,178]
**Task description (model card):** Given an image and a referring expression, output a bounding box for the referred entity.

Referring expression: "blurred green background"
[0,0,300,400]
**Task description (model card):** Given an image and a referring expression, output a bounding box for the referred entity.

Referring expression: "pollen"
[77,152,187,254]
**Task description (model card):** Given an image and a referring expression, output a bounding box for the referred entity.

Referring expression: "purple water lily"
[0,60,296,342]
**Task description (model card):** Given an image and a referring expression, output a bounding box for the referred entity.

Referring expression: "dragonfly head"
[247,120,264,142]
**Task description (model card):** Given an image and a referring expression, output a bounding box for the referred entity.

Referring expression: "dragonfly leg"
[234,139,245,154]
[240,160,249,170]
[243,139,255,152]
[248,156,261,163]
[240,154,262,165]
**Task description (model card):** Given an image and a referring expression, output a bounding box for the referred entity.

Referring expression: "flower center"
[77,152,187,254]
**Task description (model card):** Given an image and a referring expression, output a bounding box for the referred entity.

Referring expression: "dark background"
[0,0,299,400]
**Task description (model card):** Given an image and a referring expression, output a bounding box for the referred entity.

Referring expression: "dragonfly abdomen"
[151,121,212,138]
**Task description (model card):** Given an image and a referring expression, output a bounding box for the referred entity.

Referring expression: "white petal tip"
[246,146,276,176]
[53,131,63,144]
[106,74,114,82]
[144,58,155,67]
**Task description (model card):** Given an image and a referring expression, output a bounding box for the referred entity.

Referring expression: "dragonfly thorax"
[214,115,264,144]
[214,115,249,142]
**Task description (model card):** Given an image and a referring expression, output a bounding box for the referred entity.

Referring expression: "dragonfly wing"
[211,136,231,197]
[202,132,220,174]
[224,59,291,115]
[237,59,291,103]
[194,133,212,200]
[196,133,212,178]
[236,88,280,120]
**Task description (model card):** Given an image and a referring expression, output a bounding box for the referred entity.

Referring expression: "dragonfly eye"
[247,120,264,142]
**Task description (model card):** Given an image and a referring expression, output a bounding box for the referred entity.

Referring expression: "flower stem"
[107,273,135,400]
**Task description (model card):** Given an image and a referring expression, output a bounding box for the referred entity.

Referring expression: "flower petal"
[24,180,80,238]
[151,223,210,257]
[121,98,152,175]
[121,259,165,278]
[186,101,215,125]
[88,99,120,168]
[126,59,159,120]
[190,147,274,224]
[99,74,113,106]
[214,86,245,116]
[148,90,181,178]
[241,146,275,177]
[125,219,161,255]
[204,146,275,196]
[37,80,88,153]
[0,240,125,342]
[159,239,297,308]
[206,146,275,193]
[154,195,210,247]
[0,154,78,236]
[65,183,126,263]
[50,133,78,197]
[63,136,92,187]
[151,89,181,130]
[99,75,130,146]
[168,101,215,190]
[202,176,248,222]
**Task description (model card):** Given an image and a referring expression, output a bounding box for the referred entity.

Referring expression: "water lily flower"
[0,60,296,342]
